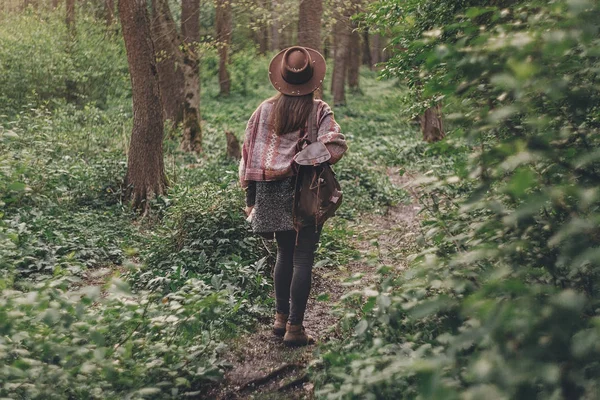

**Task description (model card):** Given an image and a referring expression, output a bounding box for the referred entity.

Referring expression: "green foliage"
[138,183,270,293]
[0,101,134,289]
[0,10,128,116]
[0,277,236,398]
[315,1,600,399]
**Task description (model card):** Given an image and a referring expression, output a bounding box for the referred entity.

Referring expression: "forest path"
[210,168,422,399]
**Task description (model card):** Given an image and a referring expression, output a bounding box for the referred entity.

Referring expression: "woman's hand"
[244,206,254,217]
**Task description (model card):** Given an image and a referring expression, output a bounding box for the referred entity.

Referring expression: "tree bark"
[151,0,185,126]
[252,0,268,54]
[362,30,372,67]
[297,0,322,51]
[215,0,232,96]
[225,131,241,160]
[66,0,75,35]
[119,0,167,210]
[347,23,360,91]
[270,0,280,51]
[331,17,351,106]
[153,0,202,152]
[104,0,114,25]
[181,0,200,45]
[420,103,446,143]
[370,33,382,68]
[281,22,294,48]
[178,0,202,152]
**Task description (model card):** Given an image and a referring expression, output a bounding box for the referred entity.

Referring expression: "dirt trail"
[210,168,422,399]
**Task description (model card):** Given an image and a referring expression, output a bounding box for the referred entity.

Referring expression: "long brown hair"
[269,92,315,136]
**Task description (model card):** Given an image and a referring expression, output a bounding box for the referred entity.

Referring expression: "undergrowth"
[0,9,408,398]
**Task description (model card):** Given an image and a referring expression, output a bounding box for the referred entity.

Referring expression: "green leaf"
[506,168,536,198]
[362,297,377,313]
[465,7,496,19]
[316,293,330,302]
[8,182,26,192]
[2,130,19,139]
[355,319,368,336]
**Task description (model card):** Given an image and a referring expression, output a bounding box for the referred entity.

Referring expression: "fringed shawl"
[239,99,347,189]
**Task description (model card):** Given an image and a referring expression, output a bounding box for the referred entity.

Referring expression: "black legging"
[274,226,322,325]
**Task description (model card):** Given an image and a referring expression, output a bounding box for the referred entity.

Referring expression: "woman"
[239,46,347,346]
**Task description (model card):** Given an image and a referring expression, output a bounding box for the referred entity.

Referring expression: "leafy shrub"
[0,277,237,398]
[139,183,269,292]
[314,1,600,399]
[1,99,134,285]
[335,151,408,219]
[0,10,128,116]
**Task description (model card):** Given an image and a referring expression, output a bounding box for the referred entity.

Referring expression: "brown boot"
[283,322,315,347]
[272,312,288,337]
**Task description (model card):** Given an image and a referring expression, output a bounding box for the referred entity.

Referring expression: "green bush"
[139,183,269,293]
[0,277,233,398]
[314,1,600,399]
[0,10,128,116]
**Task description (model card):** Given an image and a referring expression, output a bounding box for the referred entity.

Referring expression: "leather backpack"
[292,103,343,233]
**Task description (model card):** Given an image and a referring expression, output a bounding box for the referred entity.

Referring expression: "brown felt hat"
[268,46,326,96]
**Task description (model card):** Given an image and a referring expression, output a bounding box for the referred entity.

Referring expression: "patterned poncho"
[239,98,347,189]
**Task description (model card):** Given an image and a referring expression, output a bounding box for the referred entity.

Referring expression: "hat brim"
[268,47,326,96]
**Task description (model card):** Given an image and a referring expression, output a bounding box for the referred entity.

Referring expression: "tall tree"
[155,0,202,152]
[151,0,185,126]
[330,10,351,106]
[281,21,295,48]
[347,25,361,91]
[66,0,75,35]
[420,103,445,143]
[270,0,280,51]
[362,30,372,67]
[119,0,167,210]
[249,0,269,54]
[215,0,232,96]
[104,0,114,26]
[297,0,323,51]
[181,0,200,45]
[370,33,382,68]
[179,0,202,152]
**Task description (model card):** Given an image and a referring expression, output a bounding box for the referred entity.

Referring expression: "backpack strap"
[307,101,319,143]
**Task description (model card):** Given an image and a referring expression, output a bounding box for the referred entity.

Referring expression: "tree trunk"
[259,23,269,54]
[151,0,185,126]
[362,30,372,67]
[347,23,360,91]
[371,33,382,68]
[297,0,323,97]
[252,0,268,54]
[322,35,330,59]
[104,0,114,26]
[180,55,202,154]
[420,103,445,143]
[215,0,232,96]
[181,0,200,45]
[331,17,351,106]
[297,0,322,51]
[119,0,167,210]
[225,131,241,160]
[270,0,280,51]
[66,0,75,35]
[179,0,202,152]
[281,22,294,48]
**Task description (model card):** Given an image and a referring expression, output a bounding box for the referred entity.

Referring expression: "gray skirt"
[251,177,295,233]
